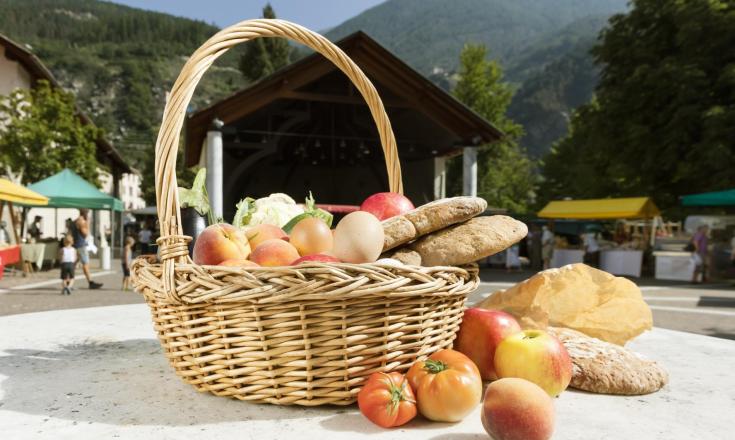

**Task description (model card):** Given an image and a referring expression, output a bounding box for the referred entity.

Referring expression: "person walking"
[582,225,601,268]
[137,222,152,255]
[121,236,135,291]
[69,208,103,289]
[691,225,709,283]
[541,225,555,269]
[58,234,77,295]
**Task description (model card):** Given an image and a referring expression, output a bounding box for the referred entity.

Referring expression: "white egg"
[333,211,385,263]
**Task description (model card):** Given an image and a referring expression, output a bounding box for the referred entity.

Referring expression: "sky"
[109,0,385,31]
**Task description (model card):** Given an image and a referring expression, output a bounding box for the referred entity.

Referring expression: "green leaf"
[178,167,210,216]
[232,197,256,228]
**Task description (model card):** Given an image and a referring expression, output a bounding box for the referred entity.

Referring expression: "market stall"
[538,197,660,276]
[0,178,49,277]
[26,169,123,268]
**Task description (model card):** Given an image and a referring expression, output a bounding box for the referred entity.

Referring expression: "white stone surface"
[1,304,733,440]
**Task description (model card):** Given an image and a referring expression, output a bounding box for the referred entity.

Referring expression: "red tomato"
[358,372,417,428]
[406,349,483,422]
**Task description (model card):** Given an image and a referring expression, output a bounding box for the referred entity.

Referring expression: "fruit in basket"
[358,372,417,428]
[192,223,251,265]
[219,259,260,267]
[291,254,340,265]
[455,308,521,380]
[406,349,482,422]
[359,192,415,221]
[249,239,300,267]
[245,224,288,249]
[332,211,384,263]
[494,330,572,397]
[289,217,333,256]
[481,378,555,440]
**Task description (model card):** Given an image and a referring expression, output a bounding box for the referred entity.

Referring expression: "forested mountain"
[0,0,247,201]
[326,0,628,156]
[0,0,628,187]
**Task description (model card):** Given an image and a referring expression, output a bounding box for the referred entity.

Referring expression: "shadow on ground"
[0,339,333,426]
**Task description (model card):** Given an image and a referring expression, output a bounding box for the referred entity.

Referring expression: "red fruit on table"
[291,254,341,265]
[455,308,522,381]
[359,192,415,221]
[481,378,555,440]
[494,329,573,397]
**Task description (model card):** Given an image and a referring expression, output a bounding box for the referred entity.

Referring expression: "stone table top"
[1,303,733,439]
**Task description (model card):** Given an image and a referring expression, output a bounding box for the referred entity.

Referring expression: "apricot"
[245,224,288,249]
[192,223,251,265]
[249,239,300,267]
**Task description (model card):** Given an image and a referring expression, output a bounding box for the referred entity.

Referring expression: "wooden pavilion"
[185,32,502,220]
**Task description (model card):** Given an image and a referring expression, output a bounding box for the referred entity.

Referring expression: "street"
[1,264,734,341]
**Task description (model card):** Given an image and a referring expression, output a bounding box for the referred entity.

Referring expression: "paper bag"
[477,264,652,345]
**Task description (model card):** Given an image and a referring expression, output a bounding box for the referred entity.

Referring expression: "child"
[122,236,135,291]
[59,234,77,295]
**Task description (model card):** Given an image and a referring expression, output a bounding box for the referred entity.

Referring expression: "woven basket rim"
[132,255,479,305]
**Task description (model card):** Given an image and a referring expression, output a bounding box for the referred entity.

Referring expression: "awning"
[681,188,735,207]
[0,179,48,205]
[538,197,660,219]
[27,169,123,211]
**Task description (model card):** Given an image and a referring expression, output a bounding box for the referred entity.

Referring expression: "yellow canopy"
[0,178,48,205]
[538,197,660,219]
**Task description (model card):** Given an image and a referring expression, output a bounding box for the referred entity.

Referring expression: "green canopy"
[681,188,735,207]
[27,168,123,211]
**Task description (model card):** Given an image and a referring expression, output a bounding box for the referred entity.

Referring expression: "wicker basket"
[131,18,480,406]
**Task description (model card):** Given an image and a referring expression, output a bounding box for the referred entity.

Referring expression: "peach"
[249,239,300,267]
[481,378,555,440]
[219,259,260,267]
[245,224,288,249]
[192,223,251,265]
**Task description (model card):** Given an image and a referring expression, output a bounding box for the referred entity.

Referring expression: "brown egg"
[333,211,384,263]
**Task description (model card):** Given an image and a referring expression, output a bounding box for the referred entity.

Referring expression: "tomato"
[406,349,483,422]
[357,372,417,428]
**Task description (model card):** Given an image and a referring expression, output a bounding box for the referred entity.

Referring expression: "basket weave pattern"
[132,19,480,406]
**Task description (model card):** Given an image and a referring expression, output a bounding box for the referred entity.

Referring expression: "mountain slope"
[326,0,627,75]
[0,0,246,199]
[326,0,627,156]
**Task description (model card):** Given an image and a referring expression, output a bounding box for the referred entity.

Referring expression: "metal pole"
[462,146,478,197]
[206,118,224,220]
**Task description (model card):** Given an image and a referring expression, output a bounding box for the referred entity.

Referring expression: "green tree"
[542,0,735,212]
[0,80,101,185]
[449,44,536,213]
[239,3,291,82]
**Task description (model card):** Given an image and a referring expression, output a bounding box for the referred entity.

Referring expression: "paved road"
[1,265,733,340]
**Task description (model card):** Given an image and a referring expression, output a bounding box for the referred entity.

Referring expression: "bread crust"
[548,327,669,395]
[410,215,527,266]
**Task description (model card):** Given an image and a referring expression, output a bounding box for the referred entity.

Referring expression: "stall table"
[654,251,695,281]
[0,303,732,439]
[551,248,585,268]
[20,243,45,273]
[600,249,643,277]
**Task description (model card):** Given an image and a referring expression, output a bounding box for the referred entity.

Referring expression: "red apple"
[291,254,341,265]
[494,329,573,397]
[454,308,521,380]
[482,378,555,440]
[359,192,415,221]
[192,223,251,265]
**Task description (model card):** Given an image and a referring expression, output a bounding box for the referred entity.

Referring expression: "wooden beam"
[281,90,411,108]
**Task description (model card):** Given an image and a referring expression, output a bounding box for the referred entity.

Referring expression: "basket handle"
[154,19,402,300]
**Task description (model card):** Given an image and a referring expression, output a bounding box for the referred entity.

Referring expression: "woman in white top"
[59,234,78,295]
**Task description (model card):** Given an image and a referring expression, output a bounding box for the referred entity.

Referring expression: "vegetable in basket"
[232,193,304,229]
[178,168,212,255]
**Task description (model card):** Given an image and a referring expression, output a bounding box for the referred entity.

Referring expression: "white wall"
[0,45,31,95]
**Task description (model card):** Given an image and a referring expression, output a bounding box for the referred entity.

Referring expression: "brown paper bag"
[477,264,652,345]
